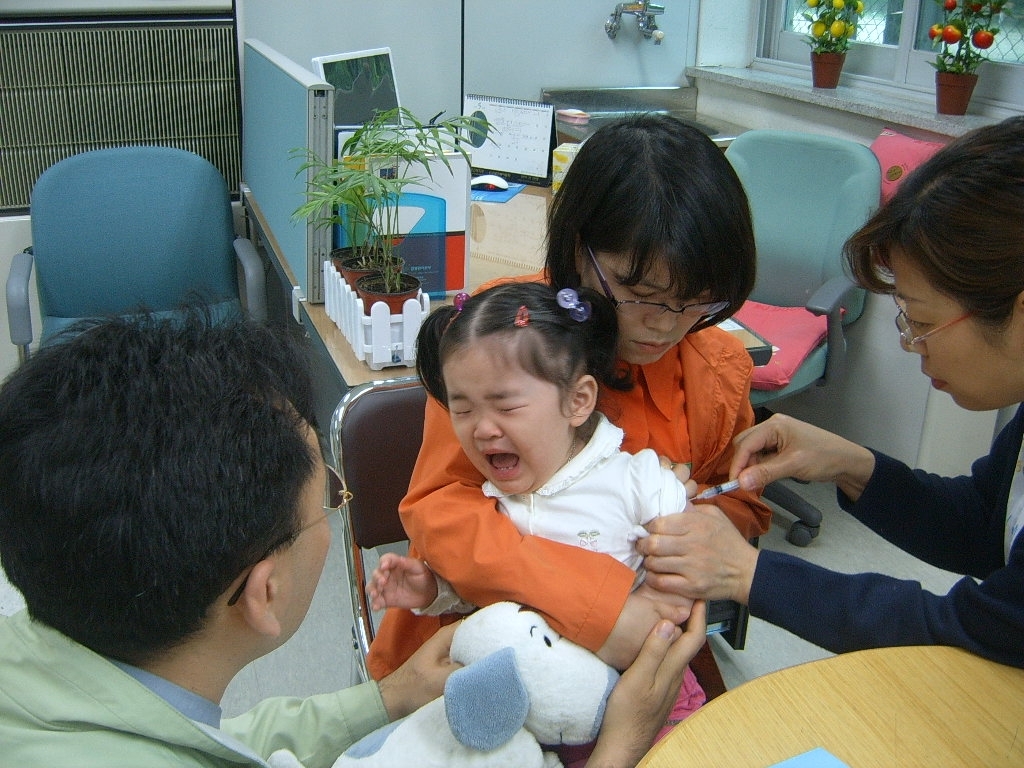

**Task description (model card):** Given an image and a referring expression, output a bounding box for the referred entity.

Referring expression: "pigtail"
[416,304,459,407]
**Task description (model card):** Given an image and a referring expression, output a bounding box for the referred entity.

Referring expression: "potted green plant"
[928,0,1002,114]
[293,106,487,312]
[803,0,864,88]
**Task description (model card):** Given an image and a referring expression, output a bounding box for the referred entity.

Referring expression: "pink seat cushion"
[869,127,945,203]
[735,301,828,390]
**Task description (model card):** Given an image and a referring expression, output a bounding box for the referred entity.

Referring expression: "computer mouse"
[471,174,509,191]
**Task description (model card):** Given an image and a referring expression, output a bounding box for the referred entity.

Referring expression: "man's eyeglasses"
[226,464,349,606]
[893,297,971,351]
[586,246,728,321]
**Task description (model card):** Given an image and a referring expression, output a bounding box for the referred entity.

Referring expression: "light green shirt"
[0,610,388,767]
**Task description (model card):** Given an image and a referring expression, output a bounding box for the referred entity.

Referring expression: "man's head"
[0,308,322,664]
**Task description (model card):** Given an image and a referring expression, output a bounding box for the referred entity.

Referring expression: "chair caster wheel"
[786,521,819,547]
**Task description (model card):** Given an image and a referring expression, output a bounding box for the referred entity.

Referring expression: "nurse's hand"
[730,414,875,502]
[638,505,759,605]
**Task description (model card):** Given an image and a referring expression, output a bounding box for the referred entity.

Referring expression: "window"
[759,0,1024,109]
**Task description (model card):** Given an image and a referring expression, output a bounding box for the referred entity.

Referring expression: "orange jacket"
[366,272,772,679]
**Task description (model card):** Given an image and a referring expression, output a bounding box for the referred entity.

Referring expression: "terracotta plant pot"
[810,52,846,89]
[355,272,422,316]
[935,71,979,116]
[331,250,380,294]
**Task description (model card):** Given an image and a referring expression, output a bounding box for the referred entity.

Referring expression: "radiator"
[0,18,241,213]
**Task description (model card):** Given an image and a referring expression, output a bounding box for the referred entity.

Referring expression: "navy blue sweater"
[749,405,1024,668]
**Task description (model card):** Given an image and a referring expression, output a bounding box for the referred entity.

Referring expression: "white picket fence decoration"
[323,260,430,370]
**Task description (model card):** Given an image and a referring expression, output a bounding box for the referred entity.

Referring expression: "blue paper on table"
[770,748,850,767]
[470,182,526,203]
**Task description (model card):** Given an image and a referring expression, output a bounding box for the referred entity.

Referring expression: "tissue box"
[552,142,581,194]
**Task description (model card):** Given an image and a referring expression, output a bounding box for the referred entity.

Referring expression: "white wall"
[237,0,701,121]
[237,0,463,121]
[463,0,699,101]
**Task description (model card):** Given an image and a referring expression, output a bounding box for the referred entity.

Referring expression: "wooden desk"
[639,645,1024,768]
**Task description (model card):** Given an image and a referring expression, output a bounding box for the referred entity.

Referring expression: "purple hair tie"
[453,292,470,312]
[556,288,591,322]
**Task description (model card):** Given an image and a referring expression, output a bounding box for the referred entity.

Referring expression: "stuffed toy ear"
[444,646,529,751]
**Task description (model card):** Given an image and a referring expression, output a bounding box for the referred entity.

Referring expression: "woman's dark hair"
[416,282,629,408]
[547,113,756,332]
[846,115,1024,329]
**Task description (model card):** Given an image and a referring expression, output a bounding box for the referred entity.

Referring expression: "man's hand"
[377,622,461,720]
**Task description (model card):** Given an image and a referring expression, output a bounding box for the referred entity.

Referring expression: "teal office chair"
[726,130,881,546]
[6,146,267,362]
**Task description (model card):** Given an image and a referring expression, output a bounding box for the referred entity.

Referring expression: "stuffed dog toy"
[275,601,619,768]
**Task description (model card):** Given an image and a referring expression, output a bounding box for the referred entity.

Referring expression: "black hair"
[847,115,1024,330]
[416,282,629,409]
[547,113,756,332]
[0,306,319,664]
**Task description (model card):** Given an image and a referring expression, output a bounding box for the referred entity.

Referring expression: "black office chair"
[725,130,881,546]
[329,376,748,698]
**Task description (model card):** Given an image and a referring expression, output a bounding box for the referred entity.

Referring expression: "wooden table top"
[638,644,1024,768]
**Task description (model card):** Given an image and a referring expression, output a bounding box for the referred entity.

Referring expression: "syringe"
[691,478,742,501]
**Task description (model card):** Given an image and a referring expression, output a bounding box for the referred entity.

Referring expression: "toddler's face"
[443,345,576,495]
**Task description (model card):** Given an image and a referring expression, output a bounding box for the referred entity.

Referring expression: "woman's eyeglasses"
[893,297,971,351]
[586,246,728,321]
[226,464,349,606]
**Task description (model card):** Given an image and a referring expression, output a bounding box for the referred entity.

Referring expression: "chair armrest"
[806,275,859,385]
[233,236,267,322]
[7,250,34,352]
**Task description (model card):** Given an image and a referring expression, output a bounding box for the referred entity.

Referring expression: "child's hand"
[659,456,692,486]
[367,553,440,611]
[659,456,697,510]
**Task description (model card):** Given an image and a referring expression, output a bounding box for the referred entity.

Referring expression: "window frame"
[758,0,1024,111]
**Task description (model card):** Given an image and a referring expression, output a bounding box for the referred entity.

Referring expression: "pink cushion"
[735,301,828,391]
[869,128,945,203]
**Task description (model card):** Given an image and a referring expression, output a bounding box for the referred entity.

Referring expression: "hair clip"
[453,292,470,312]
[514,305,530,327]
[556,288,592,322]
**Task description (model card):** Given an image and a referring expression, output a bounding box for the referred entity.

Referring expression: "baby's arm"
[368,553,477,615]
[368,553,439,611]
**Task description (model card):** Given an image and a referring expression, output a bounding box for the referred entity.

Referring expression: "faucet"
[605,1,666,44]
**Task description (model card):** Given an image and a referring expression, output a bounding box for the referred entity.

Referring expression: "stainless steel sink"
[541,86,746,146]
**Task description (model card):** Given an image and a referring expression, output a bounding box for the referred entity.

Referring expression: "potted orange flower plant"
[928,0,1002,114]
[803,0,864,88]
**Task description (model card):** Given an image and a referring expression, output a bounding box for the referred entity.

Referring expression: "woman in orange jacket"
[367,115,772,695]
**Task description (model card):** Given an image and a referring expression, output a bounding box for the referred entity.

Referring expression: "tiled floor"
[0,479,961,717]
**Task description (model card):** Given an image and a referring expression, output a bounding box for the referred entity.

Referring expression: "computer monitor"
[312,47,402,155]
